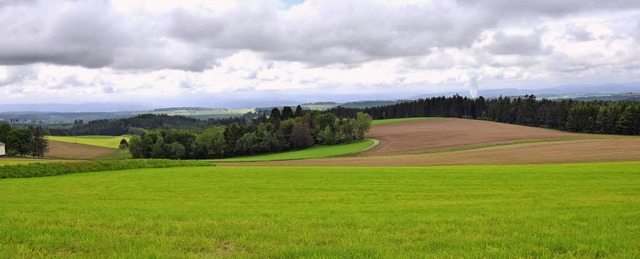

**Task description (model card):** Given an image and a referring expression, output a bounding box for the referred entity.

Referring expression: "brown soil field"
[221,138,640,167]
[359,118,602,156]
[45,140,115,159]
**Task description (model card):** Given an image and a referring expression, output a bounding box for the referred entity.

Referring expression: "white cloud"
[0,0,639,106]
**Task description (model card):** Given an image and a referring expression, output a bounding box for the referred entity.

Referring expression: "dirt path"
[359,118,603,156]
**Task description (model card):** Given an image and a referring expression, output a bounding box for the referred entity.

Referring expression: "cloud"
[486,31,552,56]
[0,0,639,105]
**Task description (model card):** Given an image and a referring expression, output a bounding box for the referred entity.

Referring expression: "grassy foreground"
[0,162,638,257]
[213,140,374,162]
[47,135,132,148]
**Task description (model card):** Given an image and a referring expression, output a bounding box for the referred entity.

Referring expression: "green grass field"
[371,117,431,126]
[213,140,374,162]
[1,162,638,257]
[47,135,132,148]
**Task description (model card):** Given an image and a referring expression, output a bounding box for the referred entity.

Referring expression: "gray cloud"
[0,0,638,71]
[458,0,640,16]
[487,32,552,56]
[564,25,594,42]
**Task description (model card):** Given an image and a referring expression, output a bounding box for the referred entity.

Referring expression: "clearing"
[0,163,638,257]
[47,135,131,149]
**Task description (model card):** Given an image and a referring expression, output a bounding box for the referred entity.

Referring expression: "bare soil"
[45,140,115,159]
[221,139,640,167]
[359,118,601,156]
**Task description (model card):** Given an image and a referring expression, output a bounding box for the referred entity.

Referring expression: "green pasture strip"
[212,139,374,162]
[99,149,133,160]
[0,159,211,179]
[371,117,434,126]
[47,135,132,148]
[0,162,638,257]
[74,135,117,139]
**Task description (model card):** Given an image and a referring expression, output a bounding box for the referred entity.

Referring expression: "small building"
[0,142,5,156]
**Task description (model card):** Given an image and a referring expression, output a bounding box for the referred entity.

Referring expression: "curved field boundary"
[213,140,375,163]
[220,138,640,166]
[45,140,117,160]
[359,118,608,156]
[47,135,131,149]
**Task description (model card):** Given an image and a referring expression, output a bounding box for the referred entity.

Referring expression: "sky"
[0,0,639,108]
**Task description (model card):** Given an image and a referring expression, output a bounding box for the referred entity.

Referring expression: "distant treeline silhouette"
[47,114,245,136]
[328,95,640,135]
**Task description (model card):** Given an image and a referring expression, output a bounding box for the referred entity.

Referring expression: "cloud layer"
[0,0,639,105]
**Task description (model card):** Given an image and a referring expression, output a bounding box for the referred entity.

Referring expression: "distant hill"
[340,100,398,109]
[0,107,255,124]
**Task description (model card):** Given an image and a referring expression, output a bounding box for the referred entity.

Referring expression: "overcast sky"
[1,0,639,108]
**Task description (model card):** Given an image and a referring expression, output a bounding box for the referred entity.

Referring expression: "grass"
[371,117,432,126]
[0,162,638,257]
[213,139,374,162]
[99,149,133,160]
[47,135,132,148]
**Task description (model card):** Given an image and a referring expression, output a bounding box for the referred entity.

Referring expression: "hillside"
[221,118,639,166]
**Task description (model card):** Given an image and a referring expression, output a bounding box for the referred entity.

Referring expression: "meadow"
[47,135,131,149]
[213,139,374,162]
[0,162,638,257]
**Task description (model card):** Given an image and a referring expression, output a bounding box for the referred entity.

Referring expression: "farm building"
[0,142,5,156]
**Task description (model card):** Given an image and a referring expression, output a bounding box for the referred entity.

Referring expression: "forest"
[328,95,640,135]
[46,114,246,136]
[129,107,372,159]
[0,123,49,157]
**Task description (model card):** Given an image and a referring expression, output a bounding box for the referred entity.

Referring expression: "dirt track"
[45,140,115,159]
[359,118,600,156]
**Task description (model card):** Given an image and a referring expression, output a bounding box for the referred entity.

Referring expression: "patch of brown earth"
[220,138,640,166]
[359,118,601,156]
[45,140,115,159]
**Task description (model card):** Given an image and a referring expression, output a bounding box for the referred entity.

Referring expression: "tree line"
[0,123,49,157]
[129,107,372,159]
[328,94,640,135]
[46,114,246,136]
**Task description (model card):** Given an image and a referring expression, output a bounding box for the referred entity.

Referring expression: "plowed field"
[45,140,115,159]
[223,138,640,166]
[359,118,600,156]
[221,118,639,166]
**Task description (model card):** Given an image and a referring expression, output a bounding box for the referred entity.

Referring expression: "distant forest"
[129,107,372,159]
[46,114,246,136]
[328,95,640,135]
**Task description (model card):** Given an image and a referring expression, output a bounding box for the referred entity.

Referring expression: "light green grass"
[371,117,432,125]
[99,149,133,160]
[213,140,374,162]
[0,162,638,257]
[47,135,132,148]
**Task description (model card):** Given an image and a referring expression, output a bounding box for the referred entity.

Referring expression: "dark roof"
[0,142,4,145]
